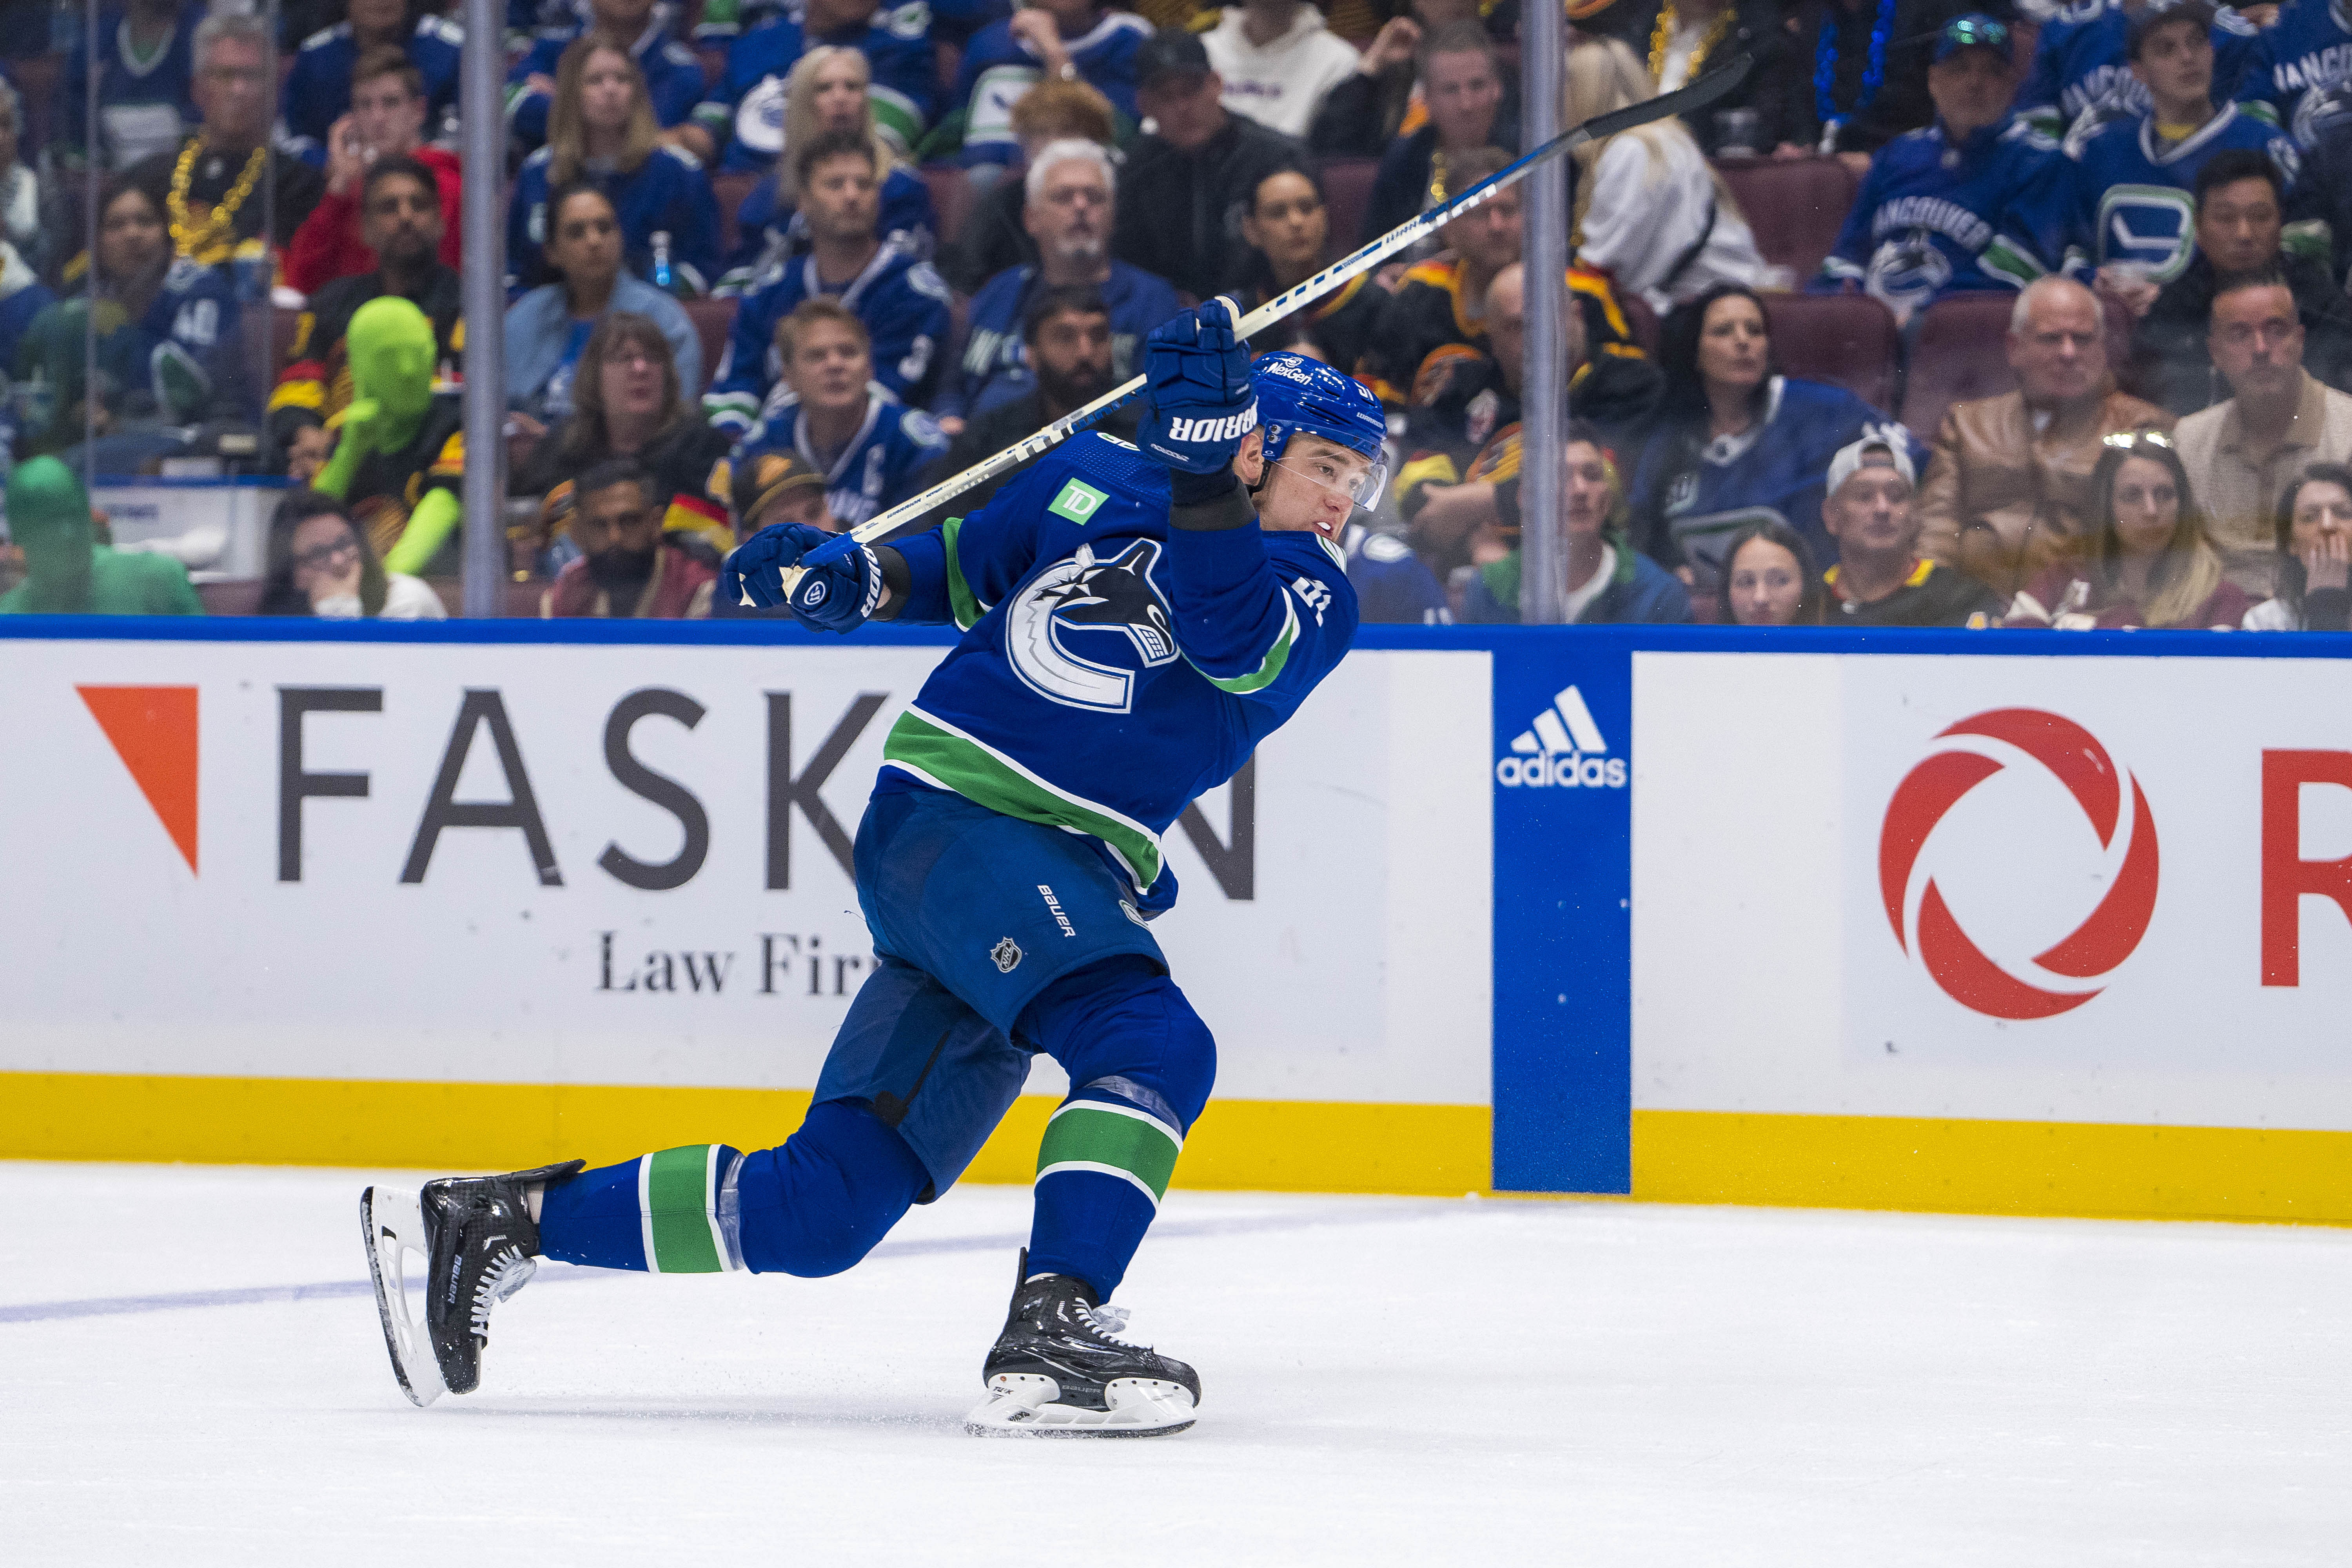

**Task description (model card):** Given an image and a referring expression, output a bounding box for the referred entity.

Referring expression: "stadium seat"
[1620,293,1659,355]
[712,171,763,261]
[1760,293,1898,413]
[1316,158,1378,260]
[1898,292,2139,436]
[1715,156,1860,283]
[683,297,736,396]
[271,305,302,374]
[920,163,974,250]
[196,579,265,615]
[12,53,58,155]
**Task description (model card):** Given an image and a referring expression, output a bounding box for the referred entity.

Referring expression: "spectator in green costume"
[0,456,203,614]
[312,295,465,576]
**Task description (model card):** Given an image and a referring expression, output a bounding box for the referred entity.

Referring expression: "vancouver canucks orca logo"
[1008,539,1178,713]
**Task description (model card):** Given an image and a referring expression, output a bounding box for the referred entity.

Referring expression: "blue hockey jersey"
[938,260,1181,421]
[704,239,952,432]
[1343,522,1449,624]
[731,386,949,529]
[507,143,724,296]
[1815,119,2057,318]
[693,6,938,172]
[58,9,198,171]
[2239,0,2352,148]
[20,256,243,442]
[717,165,939,292]
[1629,377,1918,572]
[877,430,1359,902]
[505,20,704,152]
[949,11,1151,168]
[2023,102,2299,281]
[2016,0,2263,140]
[281,17,465,165]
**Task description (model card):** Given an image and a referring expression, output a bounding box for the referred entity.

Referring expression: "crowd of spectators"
[0,0,2345,631]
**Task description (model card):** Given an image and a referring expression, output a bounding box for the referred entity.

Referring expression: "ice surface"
[3,1162,2348,1565]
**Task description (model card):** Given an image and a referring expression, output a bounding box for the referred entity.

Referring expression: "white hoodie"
[1202,5,1360,140]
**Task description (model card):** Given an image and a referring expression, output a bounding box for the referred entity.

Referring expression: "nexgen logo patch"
[78,684,198,872]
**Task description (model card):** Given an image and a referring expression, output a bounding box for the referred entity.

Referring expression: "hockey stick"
[779,53,1755,583]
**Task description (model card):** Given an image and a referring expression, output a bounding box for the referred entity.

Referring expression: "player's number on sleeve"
[174,299,219,348]
[1291,575,1332,627]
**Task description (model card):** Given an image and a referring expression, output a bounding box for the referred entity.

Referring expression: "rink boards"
[5,618,2351,1224]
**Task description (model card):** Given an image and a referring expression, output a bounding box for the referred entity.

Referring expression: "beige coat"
[1916,383,2174,596]
[2175,370,2352,596]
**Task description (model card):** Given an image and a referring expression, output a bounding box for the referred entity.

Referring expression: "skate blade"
[964,1374,1196,1438]
[360,1186,447,1408]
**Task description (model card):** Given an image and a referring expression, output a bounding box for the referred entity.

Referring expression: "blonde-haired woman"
[719,45,938,292]
[2006,434,2254,630]
[506,38,722,296]
[1563,34,1769,313]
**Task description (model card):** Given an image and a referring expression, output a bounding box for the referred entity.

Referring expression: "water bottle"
[650,231,675,296]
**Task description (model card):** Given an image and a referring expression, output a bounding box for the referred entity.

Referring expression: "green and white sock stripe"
[882,704,1163,887]
[637,1145,740,1274]
[1035,1101,1184,1209]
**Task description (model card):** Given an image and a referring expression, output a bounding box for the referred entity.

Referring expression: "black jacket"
[2131,249,2352,417]
[1767,0,2003,156]
[1112,114,1309,301]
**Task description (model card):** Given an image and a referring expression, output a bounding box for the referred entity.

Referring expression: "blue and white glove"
[726,522,885,633]
[1139,296,1256,474]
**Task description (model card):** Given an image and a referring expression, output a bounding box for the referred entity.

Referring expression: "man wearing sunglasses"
[364,302,1384,1439]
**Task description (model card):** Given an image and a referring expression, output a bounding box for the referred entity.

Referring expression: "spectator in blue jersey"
[2234,0,2351,151]
[2287,83,2352,287]
[2129,148,2352,413]
[507,0,705,154]
[1715,517,1827,625]
[730,297,949,532]
[705,128,952,435]
[281,0,463,166]
[14,181,241,466]
[1631,282,1913,583]
[508,39,721,296]
[508,183,703,424]
[939,140,1180,430]
[951,0,1151,174]
[716,46,936,294]
[1813,14,2055,323]
[1234,166,1386,378]
[57,0,198,173]
[2024,2,2299,294]
[1820,432,2005,624]
[687,0,937,169]
[1765,0,1991,167]
[2018,0,2263,145]
[913,284,1140,530]
[1464,421,1693,623]
[1111,28,1309,301]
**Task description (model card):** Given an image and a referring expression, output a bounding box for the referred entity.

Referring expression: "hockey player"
[2014,0,2263,144]
[2236,0,2352,149]
[1814,15,2058,320]
[362,303,1383,1436]
[704,129,953,434]
[2027,0,2298,287]
[730,299,951,531]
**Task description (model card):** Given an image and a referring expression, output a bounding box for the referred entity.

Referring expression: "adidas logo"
[1496,686,1627,789]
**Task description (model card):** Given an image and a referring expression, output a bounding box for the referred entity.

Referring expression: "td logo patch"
[1048,479,1108,524]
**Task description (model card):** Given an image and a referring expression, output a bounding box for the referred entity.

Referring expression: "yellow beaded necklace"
[167,140,267,266]
[1648,3,1737,88]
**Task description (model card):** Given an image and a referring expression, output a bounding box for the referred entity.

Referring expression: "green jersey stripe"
[941,517,984,631]
[642,1145,727,1274]
[1186,592,1298,695]
[882,706,1163,887]
[1035,1103,1183,1200]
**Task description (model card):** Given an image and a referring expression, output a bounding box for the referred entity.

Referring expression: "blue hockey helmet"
[1250,350,1390,510]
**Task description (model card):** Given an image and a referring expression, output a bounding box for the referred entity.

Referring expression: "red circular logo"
[1878,709,2160,1020]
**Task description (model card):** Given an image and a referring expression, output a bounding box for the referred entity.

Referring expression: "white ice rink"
[4,1163,2347,1565]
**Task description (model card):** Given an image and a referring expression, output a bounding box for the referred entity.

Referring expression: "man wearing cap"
[1111,27,1308,302]
[1823,433,2006,624]
[1813,14,2059,323]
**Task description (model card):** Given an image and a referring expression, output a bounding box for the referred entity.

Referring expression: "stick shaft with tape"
[774,54,1754,586]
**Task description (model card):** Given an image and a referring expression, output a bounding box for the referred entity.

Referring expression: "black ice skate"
[965,1250,1200,1436]
[360,1161,583,1407]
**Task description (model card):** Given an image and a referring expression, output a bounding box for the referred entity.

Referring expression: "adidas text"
[1497,753,1627,788]
[1497,684,1627,789]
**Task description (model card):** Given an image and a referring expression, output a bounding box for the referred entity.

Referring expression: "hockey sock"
[535,1102,928,1278]
[1016,958,1216,1300]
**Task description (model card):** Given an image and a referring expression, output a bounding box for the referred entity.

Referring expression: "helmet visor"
[1270,445,1389,512]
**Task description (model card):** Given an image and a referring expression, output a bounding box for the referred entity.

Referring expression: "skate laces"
[470,1244,536,1339]
[1078,1301,1137,1343]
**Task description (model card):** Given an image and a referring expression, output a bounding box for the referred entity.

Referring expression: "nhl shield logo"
[991,937,1023,973]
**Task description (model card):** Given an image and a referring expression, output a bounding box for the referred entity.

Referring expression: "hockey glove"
[1139,296,1256,475]
[727,521,885,633]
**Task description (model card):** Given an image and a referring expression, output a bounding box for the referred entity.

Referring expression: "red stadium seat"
[1715,156,1860,283]
[1760,292,1899,413]
[1898,291,2138,436]
[1619,292,1659,355]
[712,171,763,261]
[13,53,58,154]
[271,305,302,372]
[1316,158,1378,260]
[196,579,265,615]
[920,163,974,250]
[683,297,737,396]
